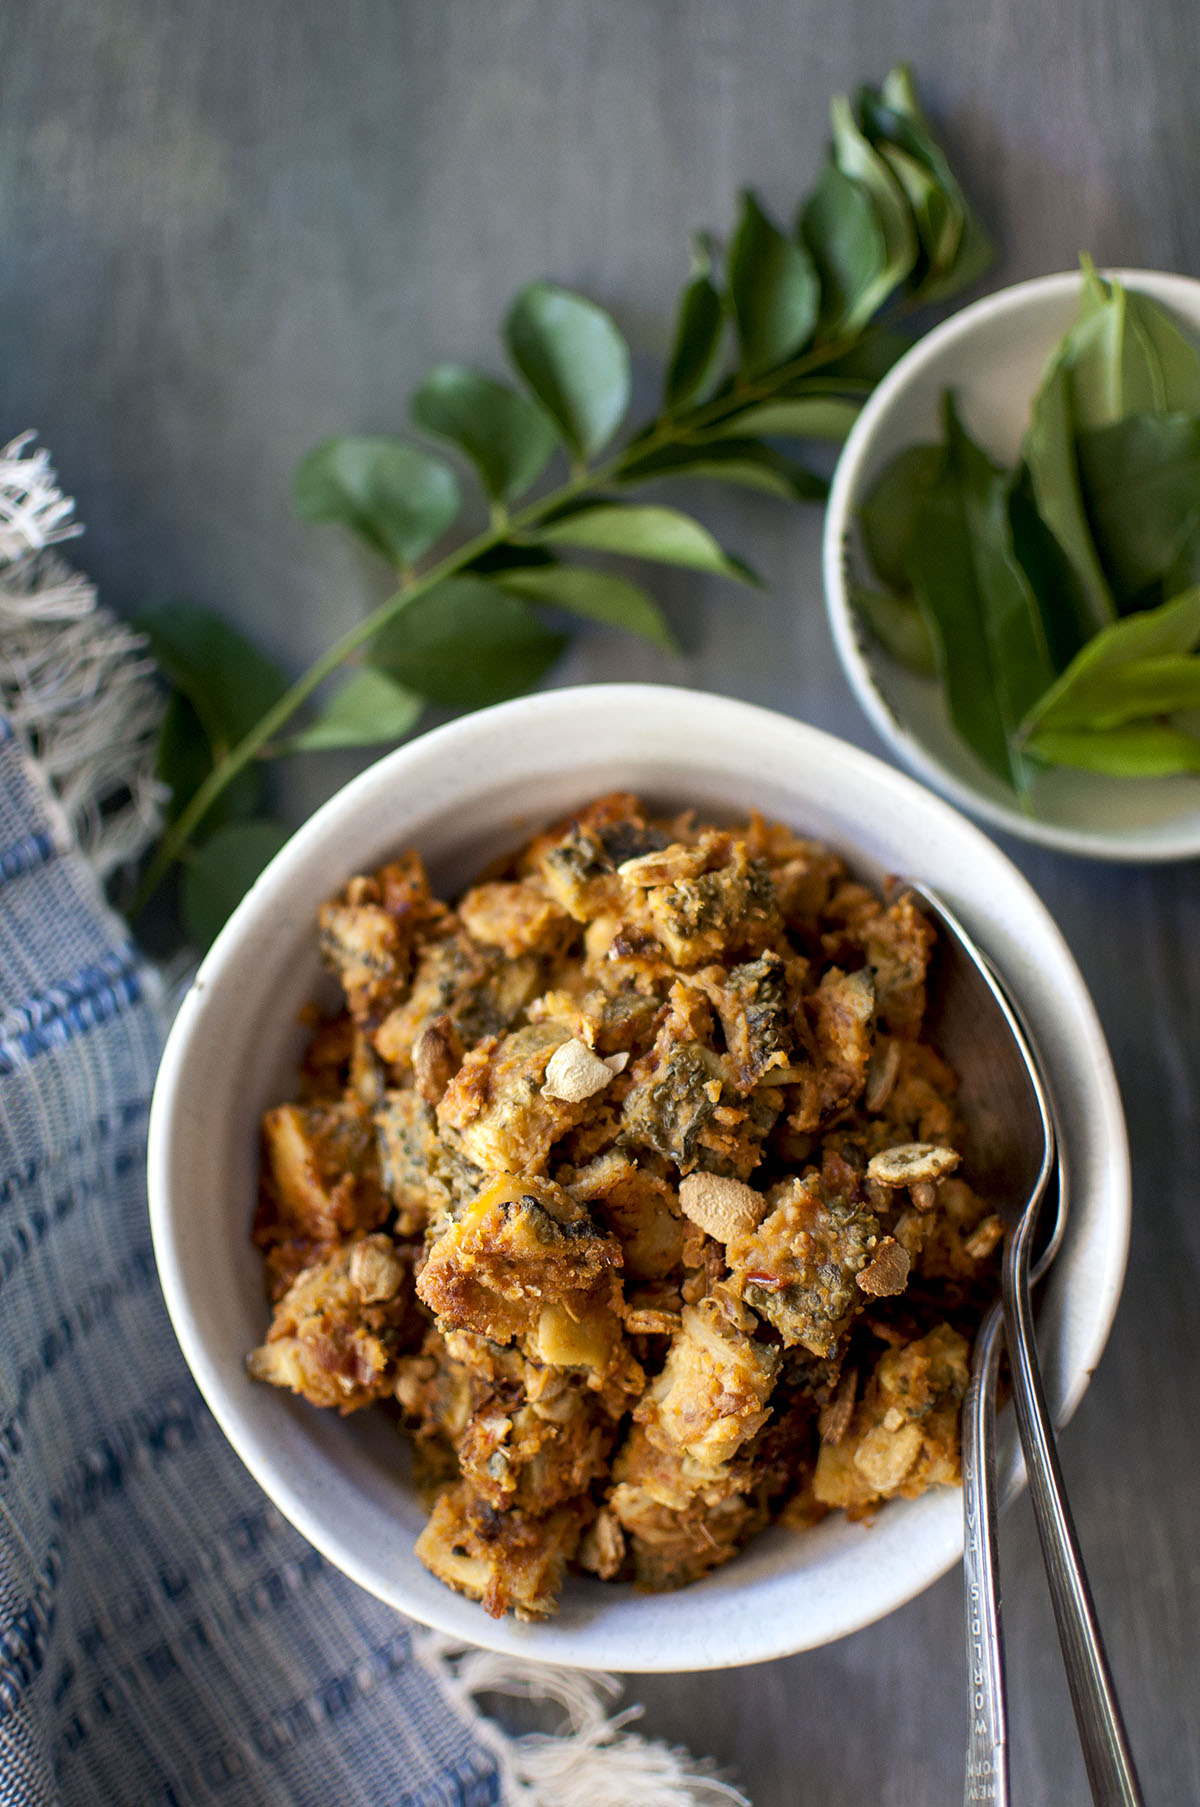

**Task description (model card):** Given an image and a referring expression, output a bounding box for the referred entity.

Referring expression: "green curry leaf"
[504,282,631,461]
[410,365,558,503]
[728,190,820,376]
[907,396,1055,792]
[293,437,461,569]
[536,501,761,583]
[370,576,567,707]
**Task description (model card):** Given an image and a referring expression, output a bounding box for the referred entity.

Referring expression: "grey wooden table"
[4,3,1198,1802]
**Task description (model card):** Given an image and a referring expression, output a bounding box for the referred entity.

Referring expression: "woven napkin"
[0,436,746,1807]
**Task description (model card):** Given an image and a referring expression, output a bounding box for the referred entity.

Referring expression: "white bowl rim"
[823,266,1200,863]
[148,681,1131,1670]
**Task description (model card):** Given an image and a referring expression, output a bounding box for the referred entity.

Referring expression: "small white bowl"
[824,269,1200,862]
[148,684,1129,1670]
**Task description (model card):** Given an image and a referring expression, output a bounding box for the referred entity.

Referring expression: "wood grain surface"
[3,3,1198,1801]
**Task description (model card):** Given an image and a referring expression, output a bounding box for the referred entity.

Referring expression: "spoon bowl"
[914,882,1055,1231]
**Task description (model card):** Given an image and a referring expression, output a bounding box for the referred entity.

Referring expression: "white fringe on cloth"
[1,429,753,1807]
[418,1636,750,1807]
[0,432,165,877]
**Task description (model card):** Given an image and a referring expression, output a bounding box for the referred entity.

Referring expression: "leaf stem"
[133,459,616,912]
[132,313,913,917]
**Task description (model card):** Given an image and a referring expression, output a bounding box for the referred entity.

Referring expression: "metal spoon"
[912,886,1144,1807]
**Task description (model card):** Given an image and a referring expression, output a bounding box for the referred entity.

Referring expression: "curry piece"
[619,980,782,1179]
[254,1101,389,1296]
[416,1484,593,1621]
[373,1088,451,1237]
[726,1172,882,1358]
[813,1323,970,1512]
[373,929,543,1074]
[318,853,446,1027]
[457,880,575,960]
[396,1330,629,1515]
[607,1286,781,1589]
[703,951,797,1093]
[248,792,1001,1620]
[785,967,876,1133]
[524,792,671,922]
[415,1173,623,1347]
[246,1235,422,1412]
[435,1023,584,1173]
[634,835,781,967]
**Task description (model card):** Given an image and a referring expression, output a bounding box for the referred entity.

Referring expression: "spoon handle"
[1003,1209,1144,1807]
[962,1297,1009,1807]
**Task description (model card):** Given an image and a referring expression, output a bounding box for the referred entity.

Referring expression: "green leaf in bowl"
[1023,721,1200,776]
[858,441,943,592]
[908,397,1056,792]
[1077,411,1200,606]
[1019,585,1200,736]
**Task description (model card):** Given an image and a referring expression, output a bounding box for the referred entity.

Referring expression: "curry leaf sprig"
[132,64,992,944]
[854,259,1200,797]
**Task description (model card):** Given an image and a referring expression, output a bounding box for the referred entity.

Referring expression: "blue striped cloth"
[0,715,505,1806]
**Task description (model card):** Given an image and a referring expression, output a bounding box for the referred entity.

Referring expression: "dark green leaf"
[293,437,461,568]
[466,543,558,577]
[536,502,761,583]
[616,438,827,502]
[1124,290,1200,413]
[1024,721,1200,776]
[1019,587,1200,737]
[1078,412,1200,605]
[1007,465,1092,670]
[1164,518,1200,601]
[410,364,558,503]
[859,66,992,299]
[908,396,1056,791]
[858,88,963,284]
[828,94,917,307]
[504,282,631,461]
[799,159,887,336]
[851,584,936,674]
[370,576,567,707]
[276,668,424,753]
[805,327,913,386]
[709,397,860,441]
[155,692,265,827]
[1063,265,1164,429]
[664,241,725,409]
[878,142,960,281]
[875,65,935,132]
[135,599,289,757]
[727,190,819,377]
[1023,361,1115,634]
[182,819,291,950]
[495,563,677,650]
[858,442,943,591]
[1038,265,1200,447]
